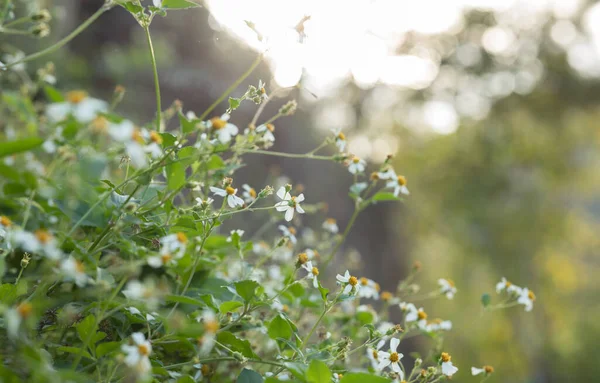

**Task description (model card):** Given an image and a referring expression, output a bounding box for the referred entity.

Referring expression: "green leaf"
[207,154,225,170]
[481,293,491,307]
[317,281,329,302]
[306,360,331,383]
[96,341,121,358]
[121,1,144,14]
[284,362,307,380]
[166,294,206,307]
[0,284,17,305]
[76,315,96,343]
[356,310,375,325]
[179,111,197,135]
[228,97,241,112]
[162,0,200,9]
[0,258,4,278]
[167,162,186,190]
[57,346,93,360]
[220,301,244,314]
[44,86,64,102]
[0,137,44,158]
[160,132,177,147]
[216,331,258,358]
[340,373,391,383]
[267,314,292,340]
[234,280,260,302]
[236,368,263,383]
[371,192,400,202]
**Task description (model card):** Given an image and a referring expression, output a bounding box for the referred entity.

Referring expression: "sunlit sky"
[204,0,598,160]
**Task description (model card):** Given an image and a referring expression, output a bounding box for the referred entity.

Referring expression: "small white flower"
[0,215,13,238]
[399,302,418,323]
[10,229,62,260]
[195,197,214,208]
[367,339,385,369]
[426,319,452,332]
[5,302,33,339]
[386,175,409,197]
[206,114,238,143]
[322,218,339,234]
[3,52,25,71]
[357,277,380,300]
[440,352,458,377]
[377,338,404,377]
[60,256,90,287]
[347,156,366,174]
[377,168,396,180]
[153,0,162,7]
[471,366,494,376]
[46,90,108,123]
[193,363,210,381]
[121,332,152,376]
[256,123,276,142]
[160,232,188,258]
[495,277,521,294]
[438,278,457,299]
[123,280,161,309]
[226,229,245,243]
[517,288,536,312]
[274,187,305,222]
[336,270,360,295]
[242,184,258,203]
[332,129,347,152]
[210,186,245,208]
[196,310,219,355]
[278,225,297,244]
[301,261,320,288]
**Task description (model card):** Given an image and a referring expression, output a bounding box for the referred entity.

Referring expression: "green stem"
[198,54,263,121]
[144,25,162,132]
[163,357,286,370]
[0,27,30,35]
[3,16,31,28]
[245,149,335,161]
[4,4,109,69]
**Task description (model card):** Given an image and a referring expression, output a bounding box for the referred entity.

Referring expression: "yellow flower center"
[372,350,378,359]
[349,276,358,286]
[446,279,455,287]
[441,352,451,362]
[370,172,380,181]
[75,260,85,273]
[131,129,145,144]
[397,175,407,186]
[248,188,257,198]
[17,302,33,318]
[389,352,400,363]
[0,216,12,227]
[417,309,427,320]
[260,87,266,94]
[337,132,346,140]
[266,123,275,132]
[311,267,319,276]
[505,281,512,287]
[66,90,87,104]
[205,319,219,333]
[210,117,227,130]
[161,254,172,264]
[484,365,494,374]
[528,290,536,301]
[288,227,297,235]
[137,344,150,356]
[150,131,163,144]
[225,186,235,195]
[360,277,369,286]
[91,116,108,133]
[176,232,188,243]
[374,283,381,292]
[352,157,361,164]
[381,291,392,301]
[34,230,53,244]
[201,365,211,376]
[282,304,289,313]
[297,253,308,264]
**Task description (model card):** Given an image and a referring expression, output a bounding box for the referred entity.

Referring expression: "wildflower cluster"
[0,2,535,383]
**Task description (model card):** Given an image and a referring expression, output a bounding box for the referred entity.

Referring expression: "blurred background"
[3,0,600,381]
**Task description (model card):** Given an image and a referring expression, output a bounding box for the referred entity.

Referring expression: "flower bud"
[30,23,50,38]
[31,10,51,22]
[279,100,297,116]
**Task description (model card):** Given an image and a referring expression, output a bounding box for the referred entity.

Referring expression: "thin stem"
[4,4,109,69]
[322,206,361,268]
[245,149,335,161]
[144,25,162,132]
[0,27,30,35]
[4,16,31,28]
[198,54,263,121]
[163,357,286,370]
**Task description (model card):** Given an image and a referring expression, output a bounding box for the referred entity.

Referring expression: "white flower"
[386,175,409,197]
[440,353,458,377]
[108,121,163,168]
[438,278,457,299]
[471,366,494,376]
[426,319,452,332]
[193,363,210,381]
[242,184,257,203]
[517,288,536,312]
[301,261,320,288]
[495,277,521,294]
[377,338,404,377]
[226,229,245,242]
[153,0,162,7]
[210,186,245,208]
[332,372,342,383]
[195,197,214,208]
[10,229,62,260]
[348,156,366,174]
[5,302,33,338]
[357,277,380,300]
[206,114,238,143]
[46,90,108,123]
[322,218,339,234]
[196,310,219,355]
[60,256,90,287]
[123,280,161,309]
[399,302,418,323]
[377,168,396,180]
[274,187,305,222]
[256,123,276,142]
[160,232,188,258]
[336,270,360,295]
[367,339,385,369]
[121,332,152,376]
[332,129,347,152]
[0,215,13,238]
[126,307,142,316]
[278,225,297,244]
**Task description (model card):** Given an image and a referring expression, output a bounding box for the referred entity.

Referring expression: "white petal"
[390,337,400,352]
[295,204,305,214]
[284,208,294,222]
[210,187,227,197]
[276,186,286,199]
[131,332,146,345]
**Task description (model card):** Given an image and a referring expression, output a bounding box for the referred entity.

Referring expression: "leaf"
[228,97,241,112]
[481,293,491,307]
[284,362,307,380]
[0,284,17,305]
[167,162,186,190]
[268,314,292,340]
[340,373,391,383]
[220,301,244,314]
[179,111,197,135]
[275,338,304,357]
[57,346,93,360]
[44,86,64,102]
[0,137,44,158]
[234,280,260,302]
[95,341,121,358]
[166,294,206,307]
[160,132,177,147]
[76,315,96,343]
[371,192,400,202]
[236,368,264,383]
[162,0,200,9]
[356,310,375,325]
[306,360,331,383]
[216,331,258,358]
[317,281,329,302]
[121,1,144,14]
[207,154,225,170]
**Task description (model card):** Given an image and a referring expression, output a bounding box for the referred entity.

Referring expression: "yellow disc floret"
[349,276,359,286]
[225,186,236,195]
[66,90,87,104]
[440,352,451,362]
[210,117,227,130]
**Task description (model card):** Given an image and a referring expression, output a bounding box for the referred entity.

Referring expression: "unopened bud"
[31,10,51,22]
[279,100,297,116]
[414,358,422,367]
[20,253,31,268]
[30,23,50,38]
[222,177,233,187]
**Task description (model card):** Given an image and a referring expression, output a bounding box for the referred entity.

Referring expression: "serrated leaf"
[167,162,186,190]
[234,280,260,302]
[216,331,258,358]
[0,137,44,158]
[267,314,292,340]
[166,294,206,307]
[228,97,241,113]
[220,300,244,314]
[76,315,96,344]
[306,360,331,383]
[57,346,93,360]
[96,341,121,358]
